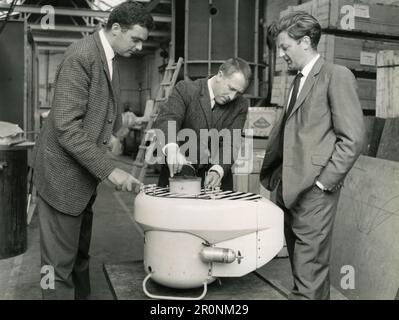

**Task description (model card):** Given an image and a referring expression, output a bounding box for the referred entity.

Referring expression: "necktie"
[284,72,303,122]
[277,72,303,161]
[112,56,122,133]
[112,56,120,96]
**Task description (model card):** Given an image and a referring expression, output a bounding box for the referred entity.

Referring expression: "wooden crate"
[270,73,295,106]
[356,77,376,110]
[276,34,399,73]
[280,0,399,36]
[271,72,375,110]
[245,107,277,137]
[233,147,265,175]
[233,173,261,194]
[376,50,399,118]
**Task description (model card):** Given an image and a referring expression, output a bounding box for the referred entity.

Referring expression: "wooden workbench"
[103,261,286,300]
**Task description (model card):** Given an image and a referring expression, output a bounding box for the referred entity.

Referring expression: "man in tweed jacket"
[32,1,153,299]
[154,58,252,190]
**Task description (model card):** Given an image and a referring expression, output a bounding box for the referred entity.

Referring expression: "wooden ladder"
[131,57,183,184]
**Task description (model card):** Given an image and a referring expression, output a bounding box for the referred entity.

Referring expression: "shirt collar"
[300,53,320,78]
[99,29,115,62]
[207,78,215,106]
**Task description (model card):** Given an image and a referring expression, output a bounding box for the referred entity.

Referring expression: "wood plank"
[272,72,376,111]
[330,156,399,299]
[276,35,399,73]
[376,50,399,118]
[103,261,286,300]
[368,117,386,157]
[376,117,399,161]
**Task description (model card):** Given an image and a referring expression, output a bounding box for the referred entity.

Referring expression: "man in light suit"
[32,1,153,299]
[260,12,366,299]
[154,58,252,190]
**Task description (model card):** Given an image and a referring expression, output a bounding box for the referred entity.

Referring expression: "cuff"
[162,143,179,156]
[209,165,224,178]
[315,180,327,191]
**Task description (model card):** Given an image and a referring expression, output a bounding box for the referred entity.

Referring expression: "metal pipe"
[200,246,236,264]
[0,3,171,22]
[29,24,170,37]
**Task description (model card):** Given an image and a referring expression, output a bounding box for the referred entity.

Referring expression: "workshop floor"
[0,153,346,300]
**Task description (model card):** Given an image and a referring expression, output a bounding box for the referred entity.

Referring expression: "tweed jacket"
[153,78,249,179]
[260,58,366,209]
[32,31,121,215]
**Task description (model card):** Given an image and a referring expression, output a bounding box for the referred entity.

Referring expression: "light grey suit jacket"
[260,58,366,209]
[32,32,121,215]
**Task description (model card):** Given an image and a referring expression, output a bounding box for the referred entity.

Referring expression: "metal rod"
[184,0,189,80]
[0,3,171,22]
[254,0,260,97]
[29,23,169,37]
[208,0,212,76]
[234,0,239,58]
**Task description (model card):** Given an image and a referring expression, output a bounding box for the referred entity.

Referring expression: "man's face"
[213,71,247,105]
[277,31,307,71]
[111,24,149,57]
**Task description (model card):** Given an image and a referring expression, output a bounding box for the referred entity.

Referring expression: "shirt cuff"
[209,165,224,179]
[315,180,327,191]
[162,143,179,156]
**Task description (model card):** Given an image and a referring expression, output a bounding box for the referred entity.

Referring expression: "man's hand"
[205,170,222,189]
[107,168,142,191]
[165,145,187,177]
[107,135,123,156]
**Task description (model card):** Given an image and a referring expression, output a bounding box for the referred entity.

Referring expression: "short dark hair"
[106,0,154,31]
[219,57,252,86]
[272,11,321,49]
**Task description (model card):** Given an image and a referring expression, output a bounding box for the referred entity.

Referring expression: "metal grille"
[141,185,262,201]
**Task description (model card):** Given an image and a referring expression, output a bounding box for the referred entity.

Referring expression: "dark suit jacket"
[154,78,249,189]
[260,58,366,209]
[32,31,121,215]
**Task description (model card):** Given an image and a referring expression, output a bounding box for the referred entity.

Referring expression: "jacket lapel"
[198,79,213,130]
[287,57,324,121]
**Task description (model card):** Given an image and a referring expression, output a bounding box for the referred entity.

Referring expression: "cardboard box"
[245,107,277,137]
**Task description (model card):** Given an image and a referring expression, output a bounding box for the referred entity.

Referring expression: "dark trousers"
[38,194,95,300]
[275,179,340,300]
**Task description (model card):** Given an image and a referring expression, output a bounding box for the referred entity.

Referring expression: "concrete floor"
[0,153,345,300]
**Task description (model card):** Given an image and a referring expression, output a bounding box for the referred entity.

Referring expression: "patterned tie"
[112,56,120,96]
[284,72,303,122]
[112,56,122,133]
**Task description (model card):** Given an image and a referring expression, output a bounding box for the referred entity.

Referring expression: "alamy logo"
[340,5,355,30]
[40,265,55,290]
[340,265,355,290]
[40,5,55,30]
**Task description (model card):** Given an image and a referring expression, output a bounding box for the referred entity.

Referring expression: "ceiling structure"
[0,0,172,55]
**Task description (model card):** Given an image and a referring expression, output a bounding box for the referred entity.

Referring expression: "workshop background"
[0,0,398,300]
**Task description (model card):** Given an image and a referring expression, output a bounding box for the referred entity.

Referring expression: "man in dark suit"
[260,12,366,299]
[32,1,153,299]
[153,58,252,190]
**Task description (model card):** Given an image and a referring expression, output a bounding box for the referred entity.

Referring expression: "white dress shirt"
[207,78,216,109]
[286,53,320,109]
[99,29,115,80]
